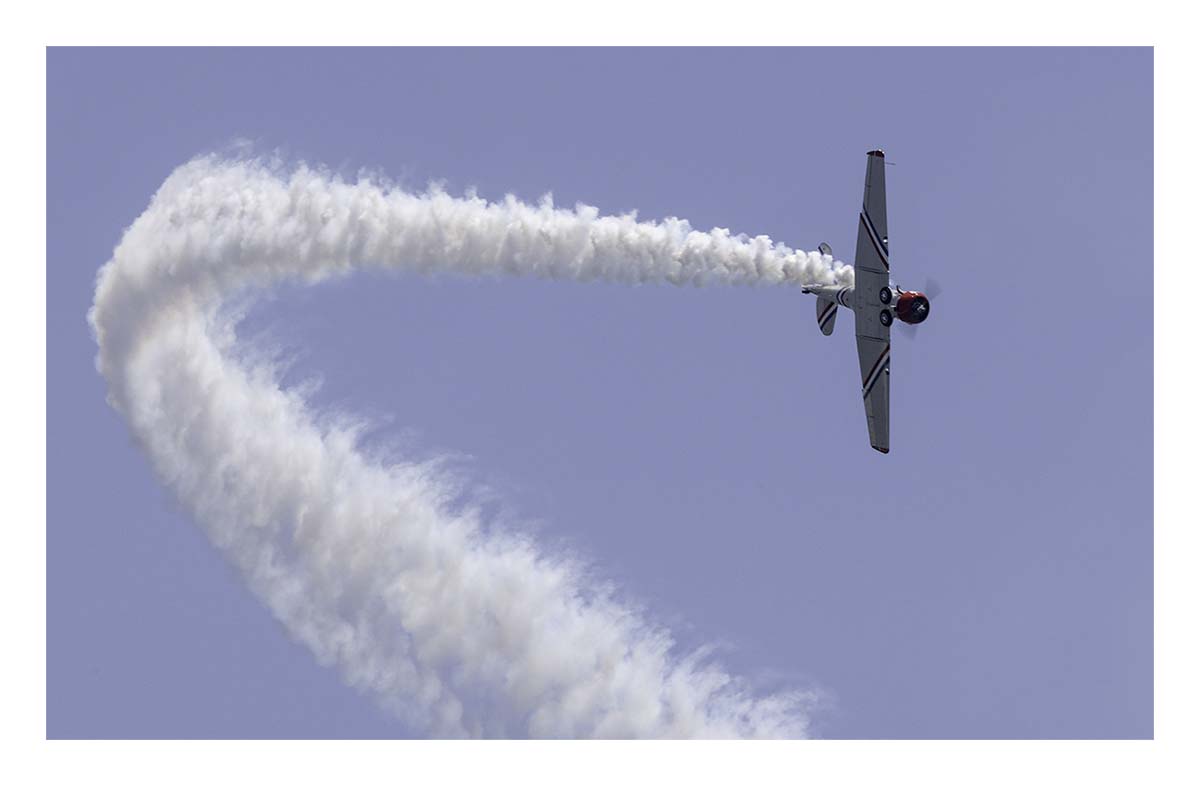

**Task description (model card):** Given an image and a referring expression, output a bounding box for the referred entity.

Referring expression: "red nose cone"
[896,291,931,324]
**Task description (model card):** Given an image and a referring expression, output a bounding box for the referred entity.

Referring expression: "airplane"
[800,149,932,454]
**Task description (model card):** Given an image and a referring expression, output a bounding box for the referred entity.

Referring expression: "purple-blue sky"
[47,47,1151,738]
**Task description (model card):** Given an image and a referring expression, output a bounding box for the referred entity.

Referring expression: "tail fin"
[816,297,838,336]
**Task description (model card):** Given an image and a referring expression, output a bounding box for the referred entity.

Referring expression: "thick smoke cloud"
[89,156,850,738]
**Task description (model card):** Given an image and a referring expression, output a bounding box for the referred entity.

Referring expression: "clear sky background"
[47,47,1152,739]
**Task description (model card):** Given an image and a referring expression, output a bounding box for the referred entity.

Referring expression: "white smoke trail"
[89,156,850,738]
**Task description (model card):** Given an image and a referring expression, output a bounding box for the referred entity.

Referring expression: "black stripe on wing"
[862,344,890,398]
[859,210,889,271]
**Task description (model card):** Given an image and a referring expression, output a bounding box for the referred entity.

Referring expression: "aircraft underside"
[800,150,933,454]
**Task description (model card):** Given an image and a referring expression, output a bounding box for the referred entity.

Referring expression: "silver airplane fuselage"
[801,283,931,328]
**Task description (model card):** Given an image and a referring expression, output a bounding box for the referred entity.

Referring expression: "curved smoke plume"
[89,156,850,738]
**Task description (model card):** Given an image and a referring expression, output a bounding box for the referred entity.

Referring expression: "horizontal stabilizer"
[816,297,838,336]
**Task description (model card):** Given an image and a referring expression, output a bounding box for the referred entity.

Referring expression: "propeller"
[924,276,943,301]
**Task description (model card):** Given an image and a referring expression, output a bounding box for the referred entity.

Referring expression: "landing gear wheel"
[879,309,894,327]
[879,287,892,304]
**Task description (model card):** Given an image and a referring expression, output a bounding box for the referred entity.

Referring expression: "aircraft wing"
[854,150,891,453]
[855,333,890,453]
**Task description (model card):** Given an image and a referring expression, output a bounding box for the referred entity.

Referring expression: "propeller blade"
[925,276,943,301]
[897,322,918,340]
